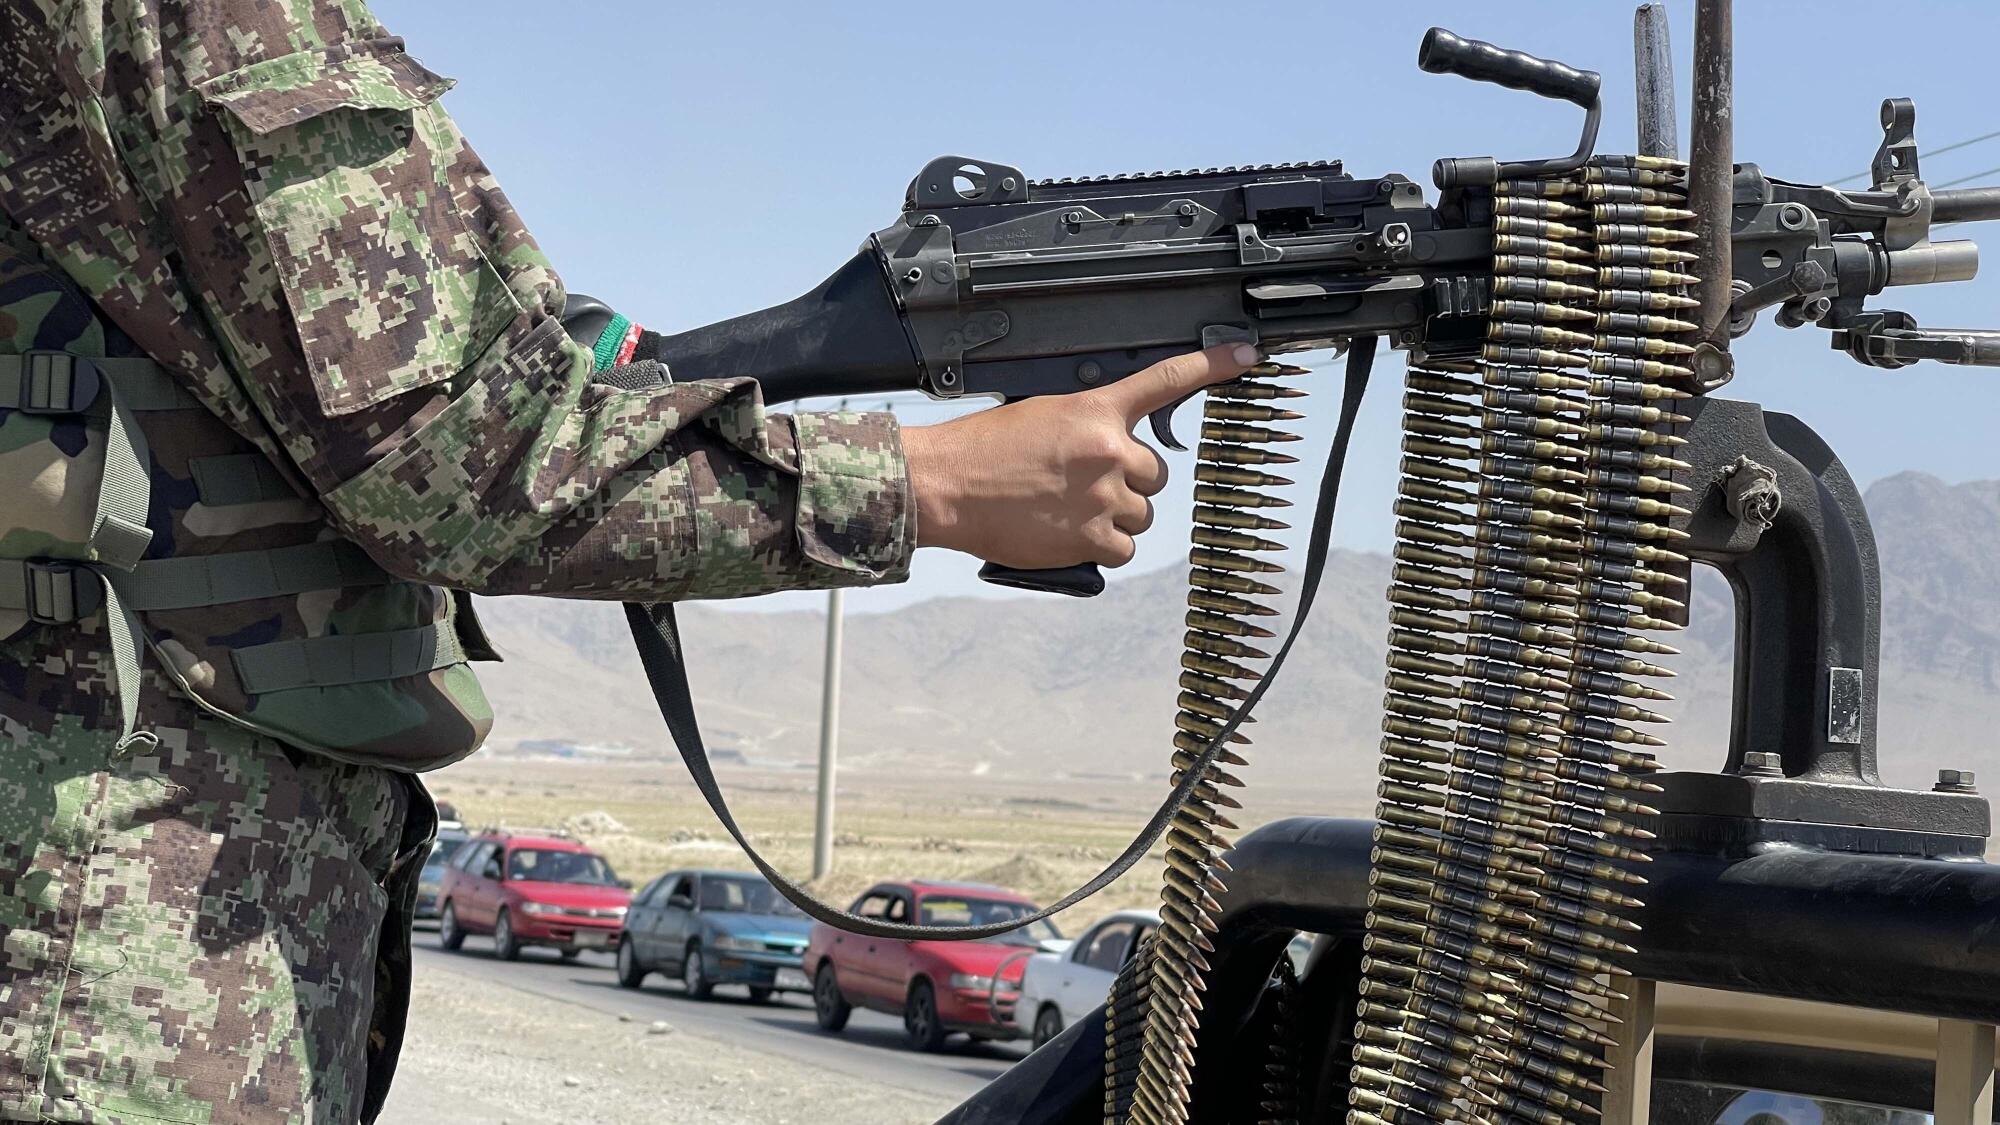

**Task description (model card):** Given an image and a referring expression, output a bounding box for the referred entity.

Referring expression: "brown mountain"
[467,471,1997,795]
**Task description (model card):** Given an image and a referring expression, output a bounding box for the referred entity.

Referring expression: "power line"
[1827,129,2000,186]
[1934,163,2000,191]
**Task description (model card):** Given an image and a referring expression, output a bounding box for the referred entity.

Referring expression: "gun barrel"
[1884,240,1979,287]
[1932,187,2000,225]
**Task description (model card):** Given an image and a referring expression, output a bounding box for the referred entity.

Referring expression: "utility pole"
[811,400,850,881]
[811,587,844,880]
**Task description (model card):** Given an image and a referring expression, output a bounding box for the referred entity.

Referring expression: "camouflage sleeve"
[103,4,913,601]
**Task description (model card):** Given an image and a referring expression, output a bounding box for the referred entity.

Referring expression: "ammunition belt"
[1350,155,1693,1125]
[1116,358,1312,1125]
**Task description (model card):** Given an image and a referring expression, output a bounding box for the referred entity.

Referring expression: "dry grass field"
[428,756,1373,931]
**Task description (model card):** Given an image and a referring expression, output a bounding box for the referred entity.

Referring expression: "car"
[1013,908,1156,1047]
[802,880,1064,1052]
[412,826,472,925]
[436,828,632,961]
[615,869,812,1002]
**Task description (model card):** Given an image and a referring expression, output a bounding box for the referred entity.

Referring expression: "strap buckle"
[21,559,105,624]
[10,351,103,414]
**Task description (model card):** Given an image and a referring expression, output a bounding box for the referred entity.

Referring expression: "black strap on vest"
[622,341,1377,940]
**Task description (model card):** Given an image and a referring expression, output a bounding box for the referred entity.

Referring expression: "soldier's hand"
[903,344,1264,569]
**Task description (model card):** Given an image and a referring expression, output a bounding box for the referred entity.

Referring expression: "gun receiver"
[659,159,1488,435]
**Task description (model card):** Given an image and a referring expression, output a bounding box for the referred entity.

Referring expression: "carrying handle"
[1419,27,1602,108]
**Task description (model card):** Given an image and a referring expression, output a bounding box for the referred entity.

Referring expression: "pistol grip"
[976,561,1107,598]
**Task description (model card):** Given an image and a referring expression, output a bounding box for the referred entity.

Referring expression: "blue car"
[614,869,811,1001]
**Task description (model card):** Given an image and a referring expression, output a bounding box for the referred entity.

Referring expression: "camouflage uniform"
[0,1,913,1122]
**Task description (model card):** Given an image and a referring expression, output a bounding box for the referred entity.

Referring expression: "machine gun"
[593,3,2000,1123]
[641,32,1999,605]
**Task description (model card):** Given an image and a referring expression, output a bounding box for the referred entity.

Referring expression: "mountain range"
[466,471,1998,795]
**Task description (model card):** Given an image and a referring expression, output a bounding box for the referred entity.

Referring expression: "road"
[404,932,1028,1105]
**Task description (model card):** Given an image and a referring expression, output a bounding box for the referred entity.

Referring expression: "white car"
[1013,909,1159,1047]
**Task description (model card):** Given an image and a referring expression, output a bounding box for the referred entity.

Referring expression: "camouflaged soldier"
[0,2,1256,1121]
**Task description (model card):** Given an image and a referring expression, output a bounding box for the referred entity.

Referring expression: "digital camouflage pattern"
[1,226,429,1124]
[0,1,913,603]
[1,0,917,1121]
[0,215,494,772]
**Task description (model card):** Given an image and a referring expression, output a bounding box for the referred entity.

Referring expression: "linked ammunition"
[1196,441,1298,466]
[1202,400,1303,424]
[1191,506,1290,532]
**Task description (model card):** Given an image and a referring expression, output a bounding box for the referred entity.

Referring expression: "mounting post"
[1687,0,1737,390]
[1602,979,1658,1125]
[1634,4,1679,160]
[1937,1019,1997,1125]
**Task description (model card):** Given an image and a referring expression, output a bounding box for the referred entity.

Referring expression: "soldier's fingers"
[1112,492,1155,536]
[1098,344,1264,425]
[1124,438,1171,497]
[1090,523,1139,568]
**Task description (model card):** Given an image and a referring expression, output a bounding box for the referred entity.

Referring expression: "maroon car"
[437,829,632,960]
[803,880,1063,1051]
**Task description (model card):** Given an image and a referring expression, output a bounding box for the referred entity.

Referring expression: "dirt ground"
[380,955,952,1125]
[427,757,1364,935]
[377,756,1358,1123]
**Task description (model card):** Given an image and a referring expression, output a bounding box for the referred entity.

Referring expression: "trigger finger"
[1125,439,1171,497]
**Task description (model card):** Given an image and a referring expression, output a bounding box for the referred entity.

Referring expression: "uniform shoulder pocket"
[198,38,521,415]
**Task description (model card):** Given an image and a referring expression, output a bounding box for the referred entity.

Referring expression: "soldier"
[0,3,1259,1123]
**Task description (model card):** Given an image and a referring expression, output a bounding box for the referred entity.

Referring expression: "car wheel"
[747,986,774,1004]
[616,937,648,989]
[813,963,850,1031]
[438,902,465,951]
[681,942,712,999]
[1033,1004,1064,1049]
[558,947,580,962]
[904,978,948,1053]
[493,908,521,962]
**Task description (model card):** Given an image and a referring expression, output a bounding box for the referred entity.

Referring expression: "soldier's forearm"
[317,335,917,600]
[459,406,916,601]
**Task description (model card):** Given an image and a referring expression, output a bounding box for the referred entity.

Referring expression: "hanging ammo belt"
[1345,156,1692,1125]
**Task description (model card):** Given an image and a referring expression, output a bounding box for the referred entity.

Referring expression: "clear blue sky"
[376,0,2000,613]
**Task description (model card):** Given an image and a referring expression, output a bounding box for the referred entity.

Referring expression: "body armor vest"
[0,228,497,770]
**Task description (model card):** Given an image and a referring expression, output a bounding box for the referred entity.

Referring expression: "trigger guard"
[1147,395,1197,452]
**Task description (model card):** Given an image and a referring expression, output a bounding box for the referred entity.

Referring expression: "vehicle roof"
[897,879,1034,901]
[1088,909,1163,926]
[478,831,594,852]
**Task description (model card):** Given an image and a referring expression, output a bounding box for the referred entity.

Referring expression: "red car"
[803,880,1064,1051]
[436,829,632,961]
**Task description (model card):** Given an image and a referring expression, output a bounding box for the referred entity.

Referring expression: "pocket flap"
[197,38,454,135]
[194,37,516,417]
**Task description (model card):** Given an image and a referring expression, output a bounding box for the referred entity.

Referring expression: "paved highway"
[406,933,1028,1104]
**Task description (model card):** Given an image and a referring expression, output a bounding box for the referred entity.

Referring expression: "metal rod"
[1687,0,1736,388]
[1936,1020,1997,1125]
[1634,4,1679,160]
[812,585,845,881]
[1602,979,1658,1125]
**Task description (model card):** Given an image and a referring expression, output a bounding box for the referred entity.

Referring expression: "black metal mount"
[1649,396,1989,857]
[934,817,2000,1124]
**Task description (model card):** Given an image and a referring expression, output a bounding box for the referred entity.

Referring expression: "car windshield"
[917,895,1061,945]
[1656,1082,1933,1125]
[697,875,799,915]
[507,848,619,886]
[423,835,468,871]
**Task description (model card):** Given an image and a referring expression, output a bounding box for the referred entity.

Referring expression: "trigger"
[1147,392,1199,452]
